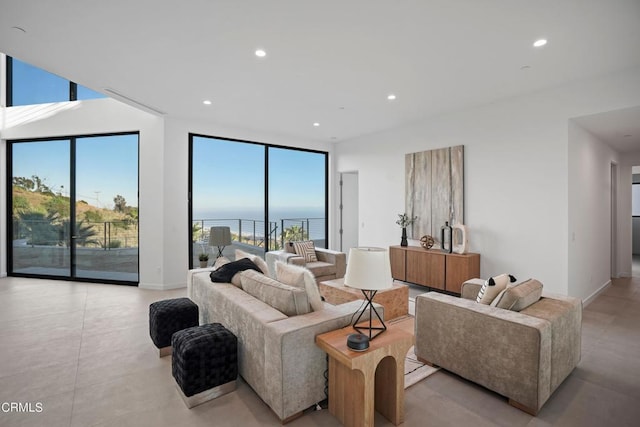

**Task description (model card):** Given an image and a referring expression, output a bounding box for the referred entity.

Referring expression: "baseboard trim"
[139,282,187,291]
[583,280,612,307]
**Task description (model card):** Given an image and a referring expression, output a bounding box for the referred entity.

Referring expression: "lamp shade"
[344,247,393,291]
[209,226,232,246]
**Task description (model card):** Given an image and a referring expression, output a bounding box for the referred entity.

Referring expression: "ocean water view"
[192,207,326,242]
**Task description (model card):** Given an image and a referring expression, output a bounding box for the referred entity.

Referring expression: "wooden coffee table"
[319,278,409,320]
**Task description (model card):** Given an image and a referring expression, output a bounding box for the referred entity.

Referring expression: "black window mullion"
[265,146,270,252]
[70,82,77,101]
[6,141,14,271]
[6,56,13,106]
[69,138,77,277]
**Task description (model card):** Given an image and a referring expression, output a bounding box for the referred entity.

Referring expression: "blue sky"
[11,58,104,105]
[12,135,139,209]
[192,137,326,219]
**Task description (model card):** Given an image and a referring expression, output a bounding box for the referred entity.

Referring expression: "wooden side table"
[316,324,414,427]
[319,278,409,320]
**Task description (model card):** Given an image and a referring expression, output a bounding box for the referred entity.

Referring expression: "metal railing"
[192,217,325,251]
[12,219,139,249]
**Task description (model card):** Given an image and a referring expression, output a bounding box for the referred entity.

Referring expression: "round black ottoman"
[149,298,199,357]
[172,323,238,408]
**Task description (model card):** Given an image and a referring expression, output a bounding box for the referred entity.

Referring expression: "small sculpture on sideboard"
[420,235,435,250]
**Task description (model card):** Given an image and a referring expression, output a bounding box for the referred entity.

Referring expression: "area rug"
[404,345,439,389]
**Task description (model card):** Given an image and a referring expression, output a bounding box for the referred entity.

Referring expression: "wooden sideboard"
[389,245,480,294]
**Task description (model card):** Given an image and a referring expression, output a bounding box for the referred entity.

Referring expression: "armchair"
[265,244,346,282]
[414,279,582,415]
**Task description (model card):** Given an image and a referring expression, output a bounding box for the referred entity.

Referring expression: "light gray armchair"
[414,279,582,415]
[265,245,346,282]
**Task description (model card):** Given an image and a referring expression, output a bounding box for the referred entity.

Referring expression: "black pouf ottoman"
[149,298,199,357]
[172,323,238,408]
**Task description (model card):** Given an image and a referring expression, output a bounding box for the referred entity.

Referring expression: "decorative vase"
[440,221,453,253]
[199,260,208,268]
[452,223,468,254]
[400,227,408,246]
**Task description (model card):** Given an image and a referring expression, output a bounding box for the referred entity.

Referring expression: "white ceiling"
[1,0,640,146]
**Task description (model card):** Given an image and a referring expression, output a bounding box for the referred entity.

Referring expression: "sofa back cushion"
[235,249,270,275]
[241,270,311,316]
[275,261,324,311]
[492,279,543,311]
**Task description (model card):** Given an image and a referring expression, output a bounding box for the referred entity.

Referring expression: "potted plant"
[198,252,209,268]
[396,213,417,247]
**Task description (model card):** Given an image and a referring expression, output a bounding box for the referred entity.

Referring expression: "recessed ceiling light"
[387,94,397,101]
[533,39,547,47]
[623,134,632,138]
[203,100,212,105]
[255,49,266,58]
[520,65,532,70]
[313,122,320,127]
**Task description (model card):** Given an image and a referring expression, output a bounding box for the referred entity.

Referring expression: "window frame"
[188,133,329,268]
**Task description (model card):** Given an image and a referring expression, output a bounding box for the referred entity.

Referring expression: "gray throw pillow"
[492,279,543,311]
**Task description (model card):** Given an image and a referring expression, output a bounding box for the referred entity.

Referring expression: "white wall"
[567,122,621,301]
[335,66,640,298]
[0,98,167,288]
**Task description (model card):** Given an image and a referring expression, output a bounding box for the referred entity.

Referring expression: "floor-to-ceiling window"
[8,133,139,284]
[190,137,266,263]
[189,134,328,267]
[268,147,327,249]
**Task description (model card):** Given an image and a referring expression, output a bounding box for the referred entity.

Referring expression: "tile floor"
[0,276,639,427]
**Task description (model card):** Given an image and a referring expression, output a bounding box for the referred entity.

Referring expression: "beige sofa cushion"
[275,261,323,311]
[305,261,336,278]
[477,273,516,305]
[241,270,311,316]
[236,249,269,275]
[492,279,543,311]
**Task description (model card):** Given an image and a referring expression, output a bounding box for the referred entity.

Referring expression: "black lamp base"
[346,333,370,351]
[352,289,387,341]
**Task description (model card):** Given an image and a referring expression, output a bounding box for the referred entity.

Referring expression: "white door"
[339,172,359,260]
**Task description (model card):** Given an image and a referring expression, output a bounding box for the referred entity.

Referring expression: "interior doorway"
[611,162,618,278]
[339,172,359,260]
[632,166,640,277]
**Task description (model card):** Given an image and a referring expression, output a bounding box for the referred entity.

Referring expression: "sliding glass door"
[8,133,139,284]
[10,140,71,277]
[268,147,327,250]
[191,136,265,265]
[189,134,328,268]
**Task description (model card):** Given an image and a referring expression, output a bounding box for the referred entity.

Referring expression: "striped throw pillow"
[293,240,318,262]
[476,273,517,305]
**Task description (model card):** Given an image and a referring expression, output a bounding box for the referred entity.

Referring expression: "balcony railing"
[192,217,325,252]
[12,219,138,249]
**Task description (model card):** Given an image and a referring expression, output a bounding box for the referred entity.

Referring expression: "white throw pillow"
[275,261,324,311]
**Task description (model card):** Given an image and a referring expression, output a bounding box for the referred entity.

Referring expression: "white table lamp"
[344,247,393,349]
